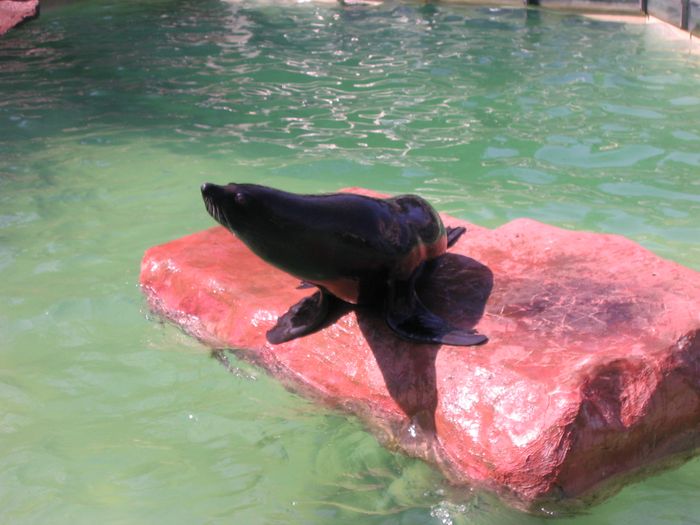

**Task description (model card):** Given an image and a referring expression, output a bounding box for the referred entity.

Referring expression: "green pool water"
[2,0,700,523]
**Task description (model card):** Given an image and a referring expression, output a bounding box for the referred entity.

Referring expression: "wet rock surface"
[140,188,700,511]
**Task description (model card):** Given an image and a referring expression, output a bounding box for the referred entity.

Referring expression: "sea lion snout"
[201,182,228,200]
[201,182,253,232]
[201,182,246,203]
[201,182,231,229]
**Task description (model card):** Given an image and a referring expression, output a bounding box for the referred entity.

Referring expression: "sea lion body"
[201,183,487,346]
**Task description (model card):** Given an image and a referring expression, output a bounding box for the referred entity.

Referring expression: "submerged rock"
[140,187,700,512]
[0,0,38,36]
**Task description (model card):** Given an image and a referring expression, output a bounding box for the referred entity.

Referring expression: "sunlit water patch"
[1,1,700,523]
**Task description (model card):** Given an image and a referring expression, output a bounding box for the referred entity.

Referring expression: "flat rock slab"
[0,0,38,36]
[140,188,700,512]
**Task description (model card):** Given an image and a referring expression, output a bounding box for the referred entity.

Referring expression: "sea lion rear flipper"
[446,226,466,248]
[384,276,487,347]
[266,290,335,344]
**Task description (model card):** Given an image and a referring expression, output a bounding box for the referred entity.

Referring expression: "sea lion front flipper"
[266,289,335,344]
[446,226,466,248]
[384,275,487,347]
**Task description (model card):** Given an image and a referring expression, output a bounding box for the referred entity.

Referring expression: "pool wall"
[524,0,700,35]
[645,0,693,32]
[688,0,700,33]
[3,0,700,38]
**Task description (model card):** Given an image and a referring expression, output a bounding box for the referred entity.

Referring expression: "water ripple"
[2,2,700,524]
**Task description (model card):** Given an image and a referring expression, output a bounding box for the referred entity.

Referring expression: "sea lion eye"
[234,192,248,206]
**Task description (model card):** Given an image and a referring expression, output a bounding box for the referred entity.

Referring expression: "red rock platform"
[0,0,38,36]
[140,188,700,512]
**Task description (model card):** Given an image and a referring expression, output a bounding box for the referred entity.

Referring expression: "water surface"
[2,1,700,523]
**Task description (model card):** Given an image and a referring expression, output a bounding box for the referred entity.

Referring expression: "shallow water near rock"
[1,1,700,523]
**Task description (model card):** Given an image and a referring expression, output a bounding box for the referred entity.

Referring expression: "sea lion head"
[201,182,320,276]
[200,182,263,236]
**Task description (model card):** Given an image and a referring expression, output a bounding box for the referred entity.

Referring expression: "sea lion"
[201,183,487,347]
